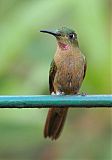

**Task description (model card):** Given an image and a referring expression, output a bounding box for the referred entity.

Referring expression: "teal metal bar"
[0,95,111,108]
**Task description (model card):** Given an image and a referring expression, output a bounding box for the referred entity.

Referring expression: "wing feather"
[49,59,57,93]
[83,59,87,79]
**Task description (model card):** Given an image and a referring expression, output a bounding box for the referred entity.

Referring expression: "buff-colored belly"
[54,56,84,94]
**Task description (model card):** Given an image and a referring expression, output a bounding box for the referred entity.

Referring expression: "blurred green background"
[0,0,111,159]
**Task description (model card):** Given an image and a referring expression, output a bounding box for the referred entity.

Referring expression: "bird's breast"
[54,53,85,94]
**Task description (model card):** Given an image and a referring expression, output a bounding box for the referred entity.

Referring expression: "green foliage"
[0,0,111,159]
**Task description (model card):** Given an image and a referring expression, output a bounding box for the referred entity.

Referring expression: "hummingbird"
[40,27,87,140]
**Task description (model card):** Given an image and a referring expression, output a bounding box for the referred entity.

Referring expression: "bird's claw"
[56,91,65,95]
[81,92,87,96]
[51,91,65,95]
[51,92,56,95]
[77,92,87,96]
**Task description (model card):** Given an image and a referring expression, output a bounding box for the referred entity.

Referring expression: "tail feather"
[44,108,68,140]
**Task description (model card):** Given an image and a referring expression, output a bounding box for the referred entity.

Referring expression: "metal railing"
[0,95,111,108]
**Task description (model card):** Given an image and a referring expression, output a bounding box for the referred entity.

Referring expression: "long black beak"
[40,30,61,37]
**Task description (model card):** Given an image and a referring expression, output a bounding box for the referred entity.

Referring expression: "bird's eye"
[69,33,75,39]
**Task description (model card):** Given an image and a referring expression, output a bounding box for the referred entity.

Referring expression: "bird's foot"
[51,91,65,96]
[77,92,87,96]
[51,92,56,95]
[81,92,87,96]
[56,91,65,95]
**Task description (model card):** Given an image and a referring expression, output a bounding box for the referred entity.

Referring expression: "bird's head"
[40,27,79,50]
